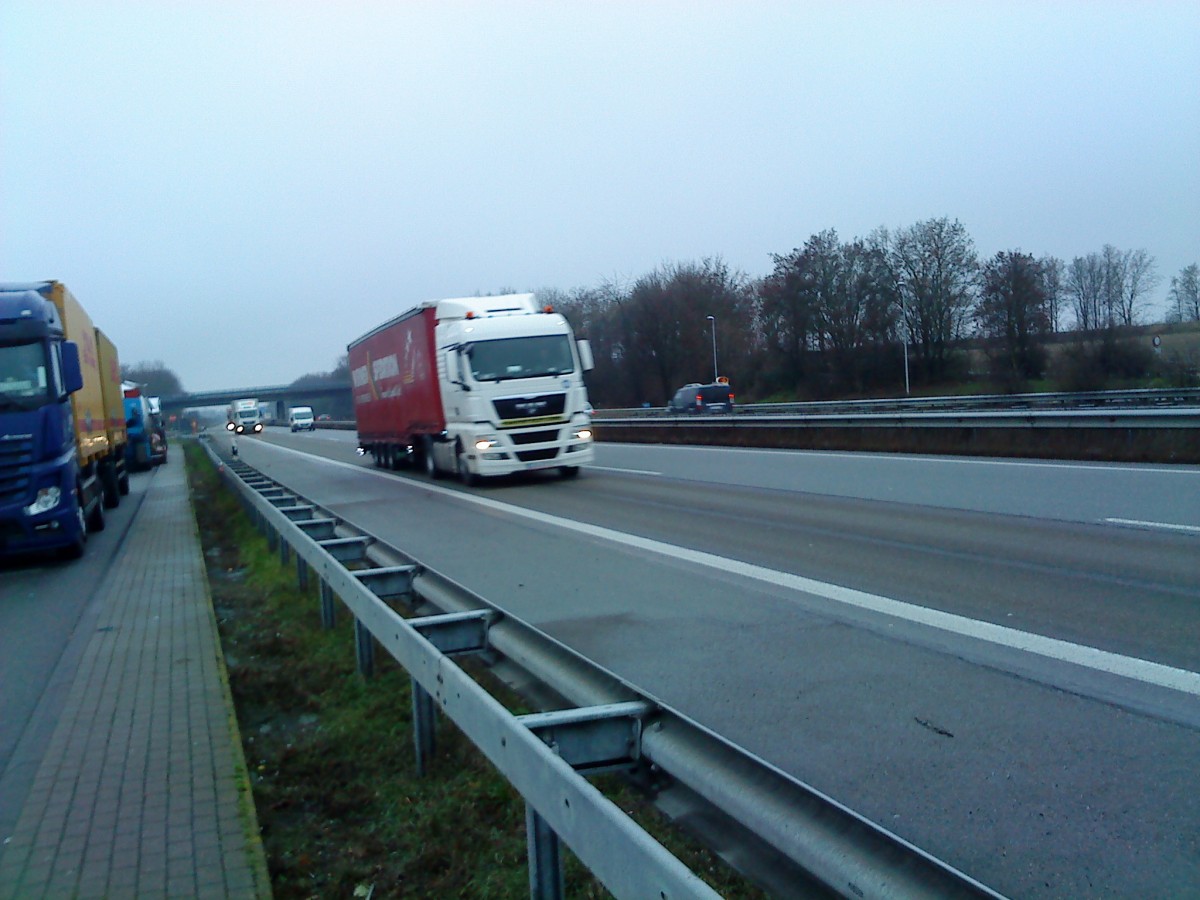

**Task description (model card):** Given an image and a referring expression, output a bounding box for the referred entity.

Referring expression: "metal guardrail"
[600,407,1200,430]
[597,387,1200,420]
[198,436,1007,900]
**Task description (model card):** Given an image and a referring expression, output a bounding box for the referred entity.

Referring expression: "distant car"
[667,382,735,414]
[317,413,332,421]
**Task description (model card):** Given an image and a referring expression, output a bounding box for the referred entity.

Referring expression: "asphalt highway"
[225,428,1199,898]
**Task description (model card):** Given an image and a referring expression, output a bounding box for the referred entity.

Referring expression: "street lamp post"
[895,283,911,395]
[706,315,718,382]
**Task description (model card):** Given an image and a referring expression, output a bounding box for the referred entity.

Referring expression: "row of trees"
[543,218,1197,406]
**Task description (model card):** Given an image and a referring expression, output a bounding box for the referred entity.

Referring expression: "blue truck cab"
[124,384,167,470]
[0,285,92,558]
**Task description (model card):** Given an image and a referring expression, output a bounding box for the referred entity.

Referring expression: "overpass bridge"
[159,381,352,421]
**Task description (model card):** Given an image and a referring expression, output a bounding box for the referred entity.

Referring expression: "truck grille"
[494,393,566,424]
[509,427,562,446]
[515,448,560,463]
[0,437,34,505]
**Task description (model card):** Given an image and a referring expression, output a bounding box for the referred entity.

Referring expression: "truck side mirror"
[577,339,595,372]
[60,341,84,394]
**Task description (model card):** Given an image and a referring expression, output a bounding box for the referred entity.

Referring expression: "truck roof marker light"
[465,311,476,319]
[543,305,554,313]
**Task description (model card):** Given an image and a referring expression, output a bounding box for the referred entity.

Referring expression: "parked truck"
[124,382,168,469]
[226,398,263,434]
[349,293,594,484]
[0,281,129,559]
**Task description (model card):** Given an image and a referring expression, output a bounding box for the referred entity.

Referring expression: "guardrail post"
[355,618,375,678]
[412,680,436,776]
[266,522,278,552]
[296,557,308,592]
[526,804,564,900]
[319,581,336,629]
[279,534,290,566]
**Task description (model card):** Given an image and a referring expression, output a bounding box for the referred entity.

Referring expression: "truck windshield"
[0,341,51,410]
[467,335,574,382]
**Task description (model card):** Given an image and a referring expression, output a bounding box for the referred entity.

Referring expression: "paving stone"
[0,457,271,898]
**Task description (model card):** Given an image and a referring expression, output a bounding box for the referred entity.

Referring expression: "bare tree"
[121,360,184,396]
[760,243,821,393]
[618,259,753,404]
[1116,248,1159,325]
[889,217,978,382]
[1068,246,1159,329]
[974,252,1050,382]
[1066,253,1106,330]
[1038,255,1066,332]
[1167,263,1200,322]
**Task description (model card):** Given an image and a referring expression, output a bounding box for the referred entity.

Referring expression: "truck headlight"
[25,486,62,516]
[475,436,498,451]
[253,423,263,433]
[226,421,235,431]
[573,428,593,441]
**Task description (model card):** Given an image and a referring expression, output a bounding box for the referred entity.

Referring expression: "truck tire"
[118,467,130,495]
[101,462,120,509]
[86,491,106,532]
[422,438,443,480]
[456,443,479,487]
[558,466,581,480]
[62,503,88,559]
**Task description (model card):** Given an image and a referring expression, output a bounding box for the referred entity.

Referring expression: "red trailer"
[349,305,445,467]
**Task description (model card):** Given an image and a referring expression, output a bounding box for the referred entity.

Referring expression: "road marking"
[245,438,1200,698]
[1104,518,1200,535]
[590,465,663,476]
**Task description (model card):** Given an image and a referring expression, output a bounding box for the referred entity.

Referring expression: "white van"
[288,406,315,432]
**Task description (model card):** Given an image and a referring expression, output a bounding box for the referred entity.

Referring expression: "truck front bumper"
[468,424,595,476]
[0,498,79,556]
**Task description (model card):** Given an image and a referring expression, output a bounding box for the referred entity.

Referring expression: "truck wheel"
[86,492,106,532]
[101,462,120,508]
[422,438,443,480]
[63,504,88,559]
[456,444,479,487]
[118,468,130,495]
[558,466,581,480]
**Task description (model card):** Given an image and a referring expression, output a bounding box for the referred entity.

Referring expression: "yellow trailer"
[94,326,130,505]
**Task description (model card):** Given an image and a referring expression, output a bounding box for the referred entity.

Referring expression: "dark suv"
[667,383,735,414]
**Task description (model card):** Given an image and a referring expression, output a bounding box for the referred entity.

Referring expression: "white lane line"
[590,465,663,476]
[245,439,1200,698]
[1104,518,1200,535]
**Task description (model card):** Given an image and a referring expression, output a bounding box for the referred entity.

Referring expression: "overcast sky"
[2,1,1197,392]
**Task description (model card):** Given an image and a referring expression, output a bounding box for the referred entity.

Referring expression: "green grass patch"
[183,442,766,899]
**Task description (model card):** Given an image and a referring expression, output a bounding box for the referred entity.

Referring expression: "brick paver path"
[0,456,270,899]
